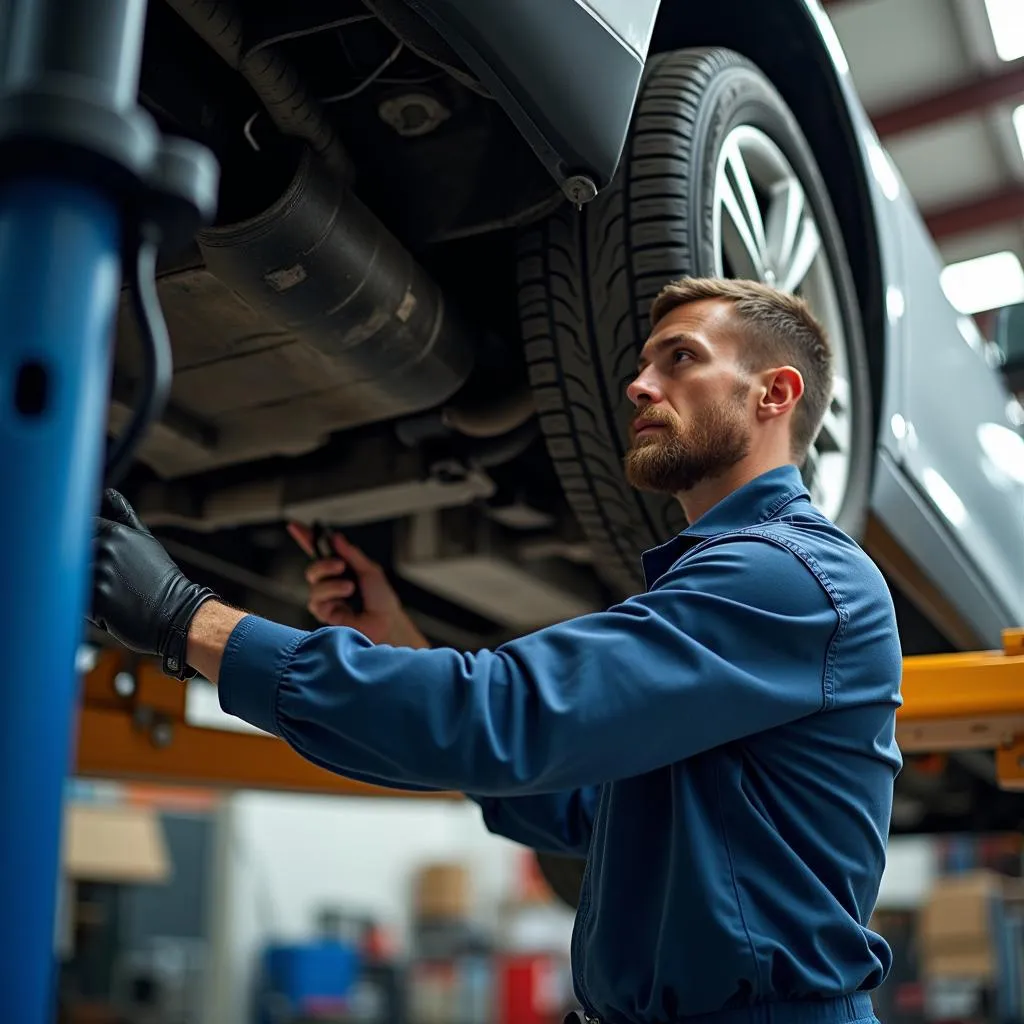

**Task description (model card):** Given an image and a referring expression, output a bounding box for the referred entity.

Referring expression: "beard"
[624,390,751,495]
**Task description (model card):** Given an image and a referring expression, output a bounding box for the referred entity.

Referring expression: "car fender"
[402,0,659,198]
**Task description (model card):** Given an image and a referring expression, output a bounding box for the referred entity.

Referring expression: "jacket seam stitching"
[716,754,764,998]
[758,489,806,521]
[743,529,847,710]
[668,527,846,710]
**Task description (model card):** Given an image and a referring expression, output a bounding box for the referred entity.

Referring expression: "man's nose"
[626,367,663,407]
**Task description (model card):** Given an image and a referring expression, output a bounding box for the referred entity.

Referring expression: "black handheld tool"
[311,521,364,616]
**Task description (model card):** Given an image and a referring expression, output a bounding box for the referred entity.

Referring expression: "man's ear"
[758,366,804,421]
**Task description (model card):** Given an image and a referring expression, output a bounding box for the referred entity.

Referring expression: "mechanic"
[90,276,903,1024]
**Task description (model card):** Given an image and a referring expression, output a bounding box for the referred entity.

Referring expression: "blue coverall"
[219,464,904,1024]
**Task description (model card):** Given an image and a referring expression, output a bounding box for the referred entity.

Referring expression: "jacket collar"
[681,464,810,539]
[640,465,810,588]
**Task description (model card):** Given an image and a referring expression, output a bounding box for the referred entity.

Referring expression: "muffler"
[196,147,474,423]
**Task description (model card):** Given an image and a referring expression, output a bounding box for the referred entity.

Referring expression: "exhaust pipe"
[196,148,474,421]
[162,0,351,179]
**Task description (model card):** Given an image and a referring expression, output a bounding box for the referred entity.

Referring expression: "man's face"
[624,298,754,495]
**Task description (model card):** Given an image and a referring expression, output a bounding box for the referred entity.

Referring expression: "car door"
[894,197,1024,629]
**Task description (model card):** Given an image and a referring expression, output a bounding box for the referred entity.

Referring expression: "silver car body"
[418,0,1024,646]
[796,0,1024,646]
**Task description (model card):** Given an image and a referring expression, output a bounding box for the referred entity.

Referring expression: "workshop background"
[51,1,1024,1023]
[55,775,1024,1024]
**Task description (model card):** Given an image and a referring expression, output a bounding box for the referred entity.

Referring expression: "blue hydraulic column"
[0,180,121,1022]
[0,0,217,1019]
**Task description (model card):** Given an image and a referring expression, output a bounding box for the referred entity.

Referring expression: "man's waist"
[566,992,875,1024]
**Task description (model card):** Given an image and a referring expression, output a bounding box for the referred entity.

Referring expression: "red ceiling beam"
[821,0,1024,137]
[924,185,1024,240]
[873,60,1024,138]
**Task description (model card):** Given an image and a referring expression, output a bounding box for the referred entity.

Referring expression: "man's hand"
[287,523,429,649]
[91,490,218,678]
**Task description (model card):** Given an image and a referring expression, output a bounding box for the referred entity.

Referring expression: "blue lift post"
[0,178,122,1024]
[0,3,217,1020]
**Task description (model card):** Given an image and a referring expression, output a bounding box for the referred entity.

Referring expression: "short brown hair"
[649,277,833,459]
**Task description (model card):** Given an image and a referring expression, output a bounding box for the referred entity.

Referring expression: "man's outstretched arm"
[188,601,597,855]
[91,489,838,798]
[190,563,836,796]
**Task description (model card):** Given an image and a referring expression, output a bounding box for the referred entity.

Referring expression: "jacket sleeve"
[218,537,839,795]
[469,788,599,856]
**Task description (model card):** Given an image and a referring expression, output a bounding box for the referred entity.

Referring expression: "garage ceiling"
[826,0,1024,272]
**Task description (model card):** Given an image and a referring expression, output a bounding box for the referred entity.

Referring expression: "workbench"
[74,628,1024,798]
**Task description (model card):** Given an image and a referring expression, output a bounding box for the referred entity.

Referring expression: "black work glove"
[90,489,218,679]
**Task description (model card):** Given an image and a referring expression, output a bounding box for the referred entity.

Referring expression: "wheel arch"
[645,0,887,448]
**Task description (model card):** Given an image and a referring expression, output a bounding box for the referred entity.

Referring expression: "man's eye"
[673,349,691,363]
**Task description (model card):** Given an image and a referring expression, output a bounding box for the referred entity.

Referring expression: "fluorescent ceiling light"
[1014,104,1024,162]
[984,0,1024,61]
[941,251,1024,315]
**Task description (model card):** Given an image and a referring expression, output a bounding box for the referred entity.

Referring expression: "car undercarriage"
[112,0,622,643]
[101,0,1024,850]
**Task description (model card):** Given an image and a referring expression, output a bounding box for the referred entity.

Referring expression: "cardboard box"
[918,871,1024,981]
[413,863,471,921]
[61,802,170,884]
[924,949,997,979]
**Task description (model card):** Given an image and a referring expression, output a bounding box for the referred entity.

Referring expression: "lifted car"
[110,0,1024,901]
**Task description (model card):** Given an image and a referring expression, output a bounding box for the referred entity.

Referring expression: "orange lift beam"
[76,648,457,801]
[899,628,1024,788]
[74,629,1024,798]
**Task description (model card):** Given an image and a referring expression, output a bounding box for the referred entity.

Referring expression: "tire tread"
[516,46,869,592]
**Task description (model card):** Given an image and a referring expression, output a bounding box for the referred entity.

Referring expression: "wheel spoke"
[779,215,821,293]
[725,139,768,257]
[717,141,767,279]
[803,446,824,505]
[712,123,854,524]
[815,378,851,455]
[832,375,851,413]
[764,179,804,282]
[816,409,845,454]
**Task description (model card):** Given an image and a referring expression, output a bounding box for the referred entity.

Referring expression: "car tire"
[518,47,874,909]
[516,46,874,598]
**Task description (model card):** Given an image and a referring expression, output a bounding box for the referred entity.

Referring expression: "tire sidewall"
[518,48,877,609]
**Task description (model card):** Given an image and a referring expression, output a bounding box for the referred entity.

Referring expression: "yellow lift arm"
[898,628,1024,788]
[74,629,1024,798]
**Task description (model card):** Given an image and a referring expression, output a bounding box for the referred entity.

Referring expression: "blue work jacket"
[219,465,904,1024]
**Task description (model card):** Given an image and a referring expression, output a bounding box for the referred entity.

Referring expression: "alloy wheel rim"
[711,124,854,522]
